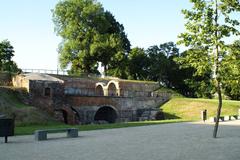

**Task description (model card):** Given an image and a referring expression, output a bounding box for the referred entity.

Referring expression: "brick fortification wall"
[12,74,171,124]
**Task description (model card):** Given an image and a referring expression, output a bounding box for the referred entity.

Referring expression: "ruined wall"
[12,74,171,124]
[118,81,159,97]
[66,95,167,124]
[56,76,160,98]
[28,80,64,112]
[12,74,30,90]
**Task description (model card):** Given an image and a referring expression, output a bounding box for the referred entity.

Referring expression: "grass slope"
[0,86,57,126]
[162,97,240,121]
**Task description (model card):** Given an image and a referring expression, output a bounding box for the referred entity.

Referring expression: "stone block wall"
[66,95,167,124]
[28,80,64,112]
[12,74,30,90]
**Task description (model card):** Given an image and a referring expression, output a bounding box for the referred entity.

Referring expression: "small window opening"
[44,87,51,96]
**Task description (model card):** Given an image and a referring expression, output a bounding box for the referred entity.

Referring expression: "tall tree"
[221,40,240,100]
[127,47,149,80]
[178,0,240,138]
[99,11,131,78]
[177,48,214,98]
[146,45,168,83]
[146,42,180,86]
[0,40,20,73]
[52,0,130,77]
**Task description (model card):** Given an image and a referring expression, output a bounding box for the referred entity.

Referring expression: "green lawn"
[15,119,186,136]
[162,97,240,121]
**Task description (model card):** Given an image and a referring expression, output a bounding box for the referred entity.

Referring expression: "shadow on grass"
[163,112,181,120]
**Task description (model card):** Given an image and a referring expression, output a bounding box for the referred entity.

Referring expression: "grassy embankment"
[162,97,240,121]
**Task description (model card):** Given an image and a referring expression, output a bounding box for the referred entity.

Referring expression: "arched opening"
[96,85,104,96]
[54,109,68,124]
[62,110,68,124]
[94,106,118,123]
[108,83,117,96]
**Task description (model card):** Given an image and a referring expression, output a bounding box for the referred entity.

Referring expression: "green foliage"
[52,0,130,77]
[221,40,240,100]
[0,40,20,73]
[178,0,240,102]
[127,47,149,80]
[176,48,214,98]
[0,87,57,125]
[146,45,169,82]
[126,42,199,97]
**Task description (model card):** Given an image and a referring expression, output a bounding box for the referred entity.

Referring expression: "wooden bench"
[34,128,78,141]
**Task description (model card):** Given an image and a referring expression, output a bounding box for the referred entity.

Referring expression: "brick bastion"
[12,73,170,124]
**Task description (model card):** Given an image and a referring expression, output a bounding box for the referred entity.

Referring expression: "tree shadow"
[163,112,181,120]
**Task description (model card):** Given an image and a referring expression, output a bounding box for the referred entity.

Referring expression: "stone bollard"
[201,110,207,122]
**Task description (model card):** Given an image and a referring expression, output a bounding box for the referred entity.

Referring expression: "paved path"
[1,121,240,160]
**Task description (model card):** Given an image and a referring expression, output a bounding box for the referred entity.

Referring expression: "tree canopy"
[52,0,130,77]
[0,40,20,73]
[178,0,240,138]
[221,40,240,100]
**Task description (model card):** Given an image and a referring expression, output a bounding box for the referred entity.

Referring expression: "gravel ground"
[1,121,240,160]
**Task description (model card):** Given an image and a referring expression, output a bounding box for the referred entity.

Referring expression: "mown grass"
[162,97,240,121]
[0,86,58,125]
[0,86,29,108]
[15,119,186,136]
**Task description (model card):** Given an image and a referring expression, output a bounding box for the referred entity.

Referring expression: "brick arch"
[95,82,107,96]
[94,105,119,123]
[54,107,76,125]
[107,80,120,96]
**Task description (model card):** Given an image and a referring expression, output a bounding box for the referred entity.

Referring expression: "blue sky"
[0,0,191,70]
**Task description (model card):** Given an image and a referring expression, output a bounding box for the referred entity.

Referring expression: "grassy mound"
[0,86,57,126]
[161,97,240,121]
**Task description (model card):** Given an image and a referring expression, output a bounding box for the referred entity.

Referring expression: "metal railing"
[21,69,68,75]
[20,69,118,79]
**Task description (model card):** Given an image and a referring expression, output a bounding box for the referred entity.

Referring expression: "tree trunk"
[213,0,222,138]
[213,80,222,138]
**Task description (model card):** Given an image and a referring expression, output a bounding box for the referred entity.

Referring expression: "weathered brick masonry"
[13,73,170,124]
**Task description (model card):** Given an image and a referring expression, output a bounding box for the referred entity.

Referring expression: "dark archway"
[94,106,118,123]
[108,83,117,96]
[62,110,68,124]
[96,85,104,96]
[54,109,68,124]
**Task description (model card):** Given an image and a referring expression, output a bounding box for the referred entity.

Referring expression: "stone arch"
[107,80,120,96]
[96,85,104,96]
[94,106,118,123]
[95,82,106,96]
[54,107,77,124]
